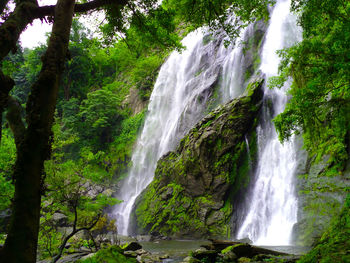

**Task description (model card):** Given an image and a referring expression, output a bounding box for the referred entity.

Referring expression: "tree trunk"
[0,0,75,262]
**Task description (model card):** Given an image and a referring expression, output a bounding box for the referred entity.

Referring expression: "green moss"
[297,194,350,263]
[242,21,265,82]
[195,68,204,77]
[135,181,210,236]
[202,34,214,46]
[202,119,213,128]
[78,245,137,263]
[221,245,234,254]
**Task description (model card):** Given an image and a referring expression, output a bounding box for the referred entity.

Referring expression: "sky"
[19,0,56,48]
[19,0,103,49]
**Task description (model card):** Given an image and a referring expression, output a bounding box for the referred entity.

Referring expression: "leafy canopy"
[271,0,350,168]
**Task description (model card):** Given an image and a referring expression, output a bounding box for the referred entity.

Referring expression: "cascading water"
[113,26,253,235]
[236,0,302,245]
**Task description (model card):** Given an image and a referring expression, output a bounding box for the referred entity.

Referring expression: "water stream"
[236,0,302,245]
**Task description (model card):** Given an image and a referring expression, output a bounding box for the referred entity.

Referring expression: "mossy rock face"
[298,195,350,263]
[132,75,264,239]
[293,152,350,245]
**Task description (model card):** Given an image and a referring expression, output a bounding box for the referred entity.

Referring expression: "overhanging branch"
[0,0,10,16]
[34,0,128,19]
[0,0,128,61]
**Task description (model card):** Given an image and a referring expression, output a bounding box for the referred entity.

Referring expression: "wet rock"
[238,257,251,262]
[185,240,300,263]
[221,250,237,262]
[294,154,350,245]
[206,210,225,226]
[192,249,217,261]
[79,253,96,261]
[202,239,242,251]
[123,241,142,251]
[124,250,138,257]
[139,253,162,263]
[150,231,171,241]
[160,187,173,200]
[236,237,252,244]
[79,246,92,253]
[182,256,202,263]
[136,235,152,242]
[135,249,148,255]
[159,253,169,259]
[37,252,89,263]
[52,212,68,227]
[0,209,11,232]
[230,243,253,258]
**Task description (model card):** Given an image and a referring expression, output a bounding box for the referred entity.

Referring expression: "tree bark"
[0,0,76,262]
[0,0,39,61]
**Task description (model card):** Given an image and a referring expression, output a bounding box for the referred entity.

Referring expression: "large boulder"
[131,75,264,238]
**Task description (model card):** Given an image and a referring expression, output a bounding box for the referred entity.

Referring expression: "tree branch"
[0,0,10,16]
[0,0,39,61]
[51,214,101,263]
[34,0,129,19]
[0,0,129,62]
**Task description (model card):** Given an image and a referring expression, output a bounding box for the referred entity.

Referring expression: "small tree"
[36,122,119,262]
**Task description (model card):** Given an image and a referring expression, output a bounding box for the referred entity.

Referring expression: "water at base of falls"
[236,0,302,245]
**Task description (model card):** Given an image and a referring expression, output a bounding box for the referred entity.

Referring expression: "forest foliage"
[0,17,161,259]
[271,0,350,169]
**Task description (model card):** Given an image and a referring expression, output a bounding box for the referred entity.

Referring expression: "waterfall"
[113,26,253,235]
[114,0,302,241]
[236,0,302,245]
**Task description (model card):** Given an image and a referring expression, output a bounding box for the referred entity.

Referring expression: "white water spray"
[236,0,302,245]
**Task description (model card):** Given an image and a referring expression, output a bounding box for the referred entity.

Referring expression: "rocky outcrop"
[183,240,299,263]
[293,151,350,245]
[131,75,264,238]
[297,196,350,262]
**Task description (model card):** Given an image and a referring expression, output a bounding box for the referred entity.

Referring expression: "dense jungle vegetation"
[0,0,349,262]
